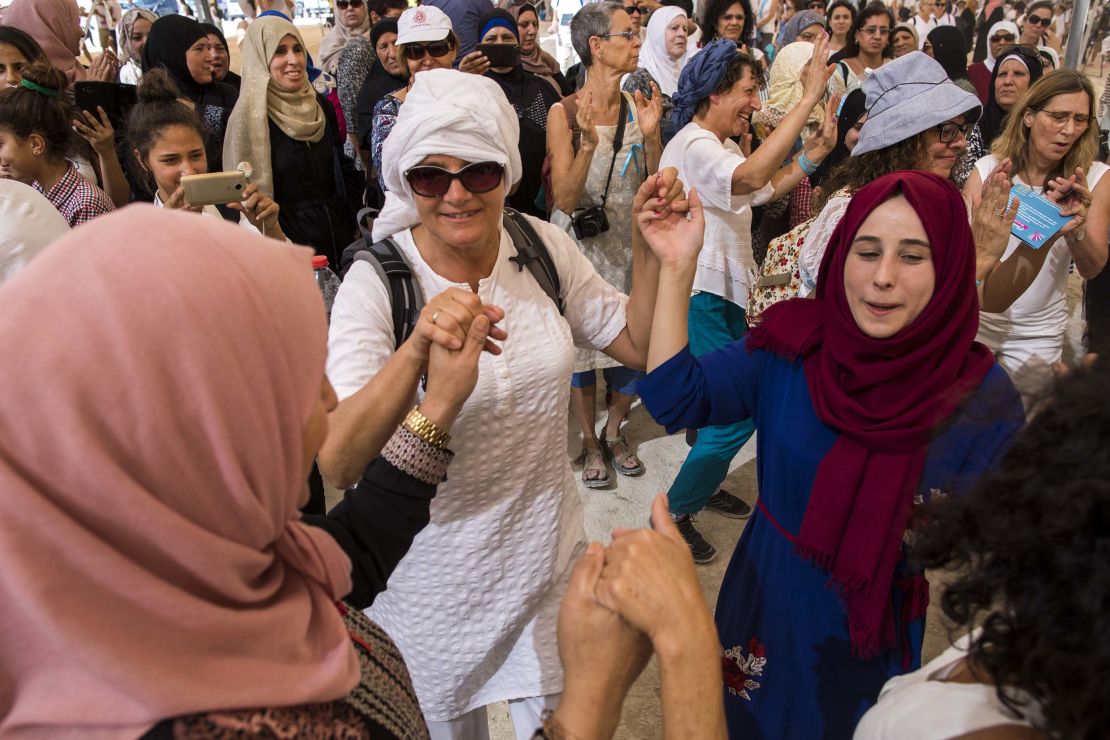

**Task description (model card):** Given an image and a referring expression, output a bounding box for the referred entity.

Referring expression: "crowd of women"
[1,0,1109,737]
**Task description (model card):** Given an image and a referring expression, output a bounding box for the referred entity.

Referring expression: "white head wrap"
[373,69,522,241]
[639,6,687,96]
[984,20,1019,71]
[0,180,69,286]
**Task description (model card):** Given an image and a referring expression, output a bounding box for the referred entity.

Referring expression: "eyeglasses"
[860,25,890,35]
[989,32,1016,42]
[404,161,504,197]
[1035,109,1091,127]
[934,120,972,143]
[599,29,638,40]
[402,41,453,60]
[335,0,363,8]
[1025,14,1051,26]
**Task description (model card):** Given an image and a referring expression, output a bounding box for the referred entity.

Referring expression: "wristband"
[798,152,819,177]
[381,426,454,484]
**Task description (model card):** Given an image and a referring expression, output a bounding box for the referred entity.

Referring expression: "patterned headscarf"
[117,6,157,67]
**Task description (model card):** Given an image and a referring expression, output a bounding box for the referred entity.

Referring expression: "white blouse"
[326,215,629,720]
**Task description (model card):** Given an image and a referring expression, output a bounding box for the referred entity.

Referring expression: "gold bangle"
[402,406,451,449]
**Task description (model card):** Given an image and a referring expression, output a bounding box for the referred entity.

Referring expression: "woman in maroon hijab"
[635,170,1026,738]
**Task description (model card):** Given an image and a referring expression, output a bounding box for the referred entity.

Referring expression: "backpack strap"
[503,208,565,315]
[353,237,425,349]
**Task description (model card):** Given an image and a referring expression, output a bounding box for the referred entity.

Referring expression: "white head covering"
[0,180,69,286]
[373,69,521,241]
[639,6,687,96]
[984,20,1019,71]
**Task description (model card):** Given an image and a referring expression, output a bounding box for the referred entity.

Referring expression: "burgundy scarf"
[747,171,995,657]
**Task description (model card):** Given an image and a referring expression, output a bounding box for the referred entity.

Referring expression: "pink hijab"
[0,206,359,737]
[1,0,87,81]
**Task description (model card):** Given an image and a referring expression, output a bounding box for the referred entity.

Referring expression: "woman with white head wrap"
[323,67,670,736]
[967,19,1018,101]
[0,180,68,286]
[638,5,689,96]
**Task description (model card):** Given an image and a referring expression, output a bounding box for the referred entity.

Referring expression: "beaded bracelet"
[798,152,819,177]
[381,426,454,485]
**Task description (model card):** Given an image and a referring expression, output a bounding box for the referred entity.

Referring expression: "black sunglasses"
[405,161,504,197]
[990,32,1016,42]
[624,4,647,13]
[336,0,363,8]
[1025,14,1051,26]
[402,41,454,60]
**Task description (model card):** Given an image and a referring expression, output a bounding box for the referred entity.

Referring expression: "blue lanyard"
[620,142,645,178]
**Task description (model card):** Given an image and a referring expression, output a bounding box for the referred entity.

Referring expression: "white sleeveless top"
[975,155,1109,370]
[854,632,1042,738]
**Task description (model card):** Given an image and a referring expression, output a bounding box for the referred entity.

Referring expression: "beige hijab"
[318,10,370,75]
[223,16,325,197]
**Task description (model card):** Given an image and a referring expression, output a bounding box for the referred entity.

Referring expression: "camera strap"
[598,93,629,210]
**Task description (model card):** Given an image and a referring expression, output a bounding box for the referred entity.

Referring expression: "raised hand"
[805,93,841,160]
[595,494,715,646]
[969,158,1018,276]
[421,314,492,429]
[801,32,832,102]
[638,185,705,267]
[634,81,664,141]
[632,167,686,219]
[553,542,652,740]
[458,50,490,76]
[88,49,119,82]
[72,106,116,156]
[408,287,508,362]
[576,88,599,149]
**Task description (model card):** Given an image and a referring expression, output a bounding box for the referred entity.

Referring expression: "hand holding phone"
[180,172,249,208]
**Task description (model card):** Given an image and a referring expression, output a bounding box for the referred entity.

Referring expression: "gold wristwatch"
[403,406,451,449]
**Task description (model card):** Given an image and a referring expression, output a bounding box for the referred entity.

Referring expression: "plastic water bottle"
[313,255,340,323]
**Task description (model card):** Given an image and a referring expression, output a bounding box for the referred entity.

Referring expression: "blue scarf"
[671,40,739,131]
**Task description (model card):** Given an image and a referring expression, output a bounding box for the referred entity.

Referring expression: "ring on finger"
[431,310,440,325]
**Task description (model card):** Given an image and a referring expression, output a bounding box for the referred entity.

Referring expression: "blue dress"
[638,340,1024,739]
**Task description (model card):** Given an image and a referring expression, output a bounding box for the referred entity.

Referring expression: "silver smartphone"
[180,171,248,207]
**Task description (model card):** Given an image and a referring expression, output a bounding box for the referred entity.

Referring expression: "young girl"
[0,61,114,228]
[127,69,286,240]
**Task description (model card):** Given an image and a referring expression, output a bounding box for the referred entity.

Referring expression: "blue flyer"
[1008,184,1074,249]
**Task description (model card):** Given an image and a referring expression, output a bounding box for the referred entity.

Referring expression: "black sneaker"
[673,514,717,564]
[704,488,752,519]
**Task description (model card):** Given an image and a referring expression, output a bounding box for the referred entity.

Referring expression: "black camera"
[571,206,610,240]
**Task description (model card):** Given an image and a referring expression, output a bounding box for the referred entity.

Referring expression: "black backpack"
[340,207,565,349]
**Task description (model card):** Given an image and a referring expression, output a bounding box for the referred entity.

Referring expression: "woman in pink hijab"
[1,0,87,82]
[0,206,486,737]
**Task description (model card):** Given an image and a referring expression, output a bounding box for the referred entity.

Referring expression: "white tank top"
[854,632,1042,738]
[975,155,1109,346]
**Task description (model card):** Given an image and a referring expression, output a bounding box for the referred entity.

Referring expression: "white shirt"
[660,121,774,307]
[797,190,852,297]
[119,59,142,86]
[974,155,1109,372]
[757,0,777,34]
[326,216,628,720]
[854,631,1041,738]
[913,14,938,47]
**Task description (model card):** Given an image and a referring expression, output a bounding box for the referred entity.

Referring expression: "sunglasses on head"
[1025,14,1051,26]
[405,161,504,198]
[402,41,453,60]
[336,0,363,8]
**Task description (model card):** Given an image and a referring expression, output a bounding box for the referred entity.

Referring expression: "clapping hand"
[969,158,1018,276]
[1045,166,1091,242]
[800,33,833,103]
[633,81,664,141]
[576,88,599,148]
[803,93,841,160]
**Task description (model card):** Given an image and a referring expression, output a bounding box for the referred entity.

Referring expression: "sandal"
[600,429,645,477]
[575,446,611,489]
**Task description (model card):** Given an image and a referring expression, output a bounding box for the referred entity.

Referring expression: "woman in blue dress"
[635,170,1026,738]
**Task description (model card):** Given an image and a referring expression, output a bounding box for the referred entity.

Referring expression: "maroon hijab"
[748,170,995,658]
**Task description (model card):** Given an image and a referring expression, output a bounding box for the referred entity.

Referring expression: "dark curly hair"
[814,133,927,209]
[912,359,1110,739]
[699,0,755,48]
